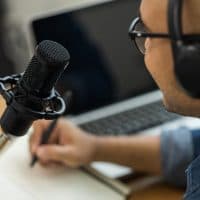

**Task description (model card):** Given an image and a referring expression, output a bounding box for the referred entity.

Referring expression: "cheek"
[143,40,200,116]
[144,40,175,92]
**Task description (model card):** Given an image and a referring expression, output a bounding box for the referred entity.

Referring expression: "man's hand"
[30,119,97,168]
[30,119,161,174]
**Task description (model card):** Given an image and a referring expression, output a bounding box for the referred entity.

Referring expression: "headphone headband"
[168,0,183,41]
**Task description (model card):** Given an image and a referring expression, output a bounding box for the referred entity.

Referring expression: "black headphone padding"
[168,0,200,97]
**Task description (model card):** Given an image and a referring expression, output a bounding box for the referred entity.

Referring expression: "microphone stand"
[0,74,15,153]
[0,40,70,155]
[0,74,20,154]
[0,74,66,154]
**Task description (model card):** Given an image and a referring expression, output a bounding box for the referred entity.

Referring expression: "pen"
[30,118,59,167]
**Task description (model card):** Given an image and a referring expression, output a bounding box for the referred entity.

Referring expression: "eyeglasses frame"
[128,17,200,54]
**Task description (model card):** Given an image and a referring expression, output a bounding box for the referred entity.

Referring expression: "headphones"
[168,0,200,98]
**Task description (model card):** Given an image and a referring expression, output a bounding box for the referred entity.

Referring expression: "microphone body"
[0,40,70,137]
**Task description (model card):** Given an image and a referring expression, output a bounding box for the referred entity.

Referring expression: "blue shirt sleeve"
[191,129,200,159]
[161,127,194,187]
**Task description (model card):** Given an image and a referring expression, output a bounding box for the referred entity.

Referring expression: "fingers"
[36,145,80,168]
[29,118,88,168]
[30,120,52,154]
[47,130,59,145]
[36,145,65,161]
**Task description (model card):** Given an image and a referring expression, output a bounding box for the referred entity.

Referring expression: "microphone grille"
[20,40,70,97]
[36,40,70,65]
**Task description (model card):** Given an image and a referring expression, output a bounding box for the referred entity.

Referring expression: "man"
[30,0,200,198]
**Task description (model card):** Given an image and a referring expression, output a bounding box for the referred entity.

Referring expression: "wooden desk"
[0,97,184,200]
[129,182,184,200]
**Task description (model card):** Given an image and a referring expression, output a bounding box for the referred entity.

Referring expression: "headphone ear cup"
[175,44,200,97]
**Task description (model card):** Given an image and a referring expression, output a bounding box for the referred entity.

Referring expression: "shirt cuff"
[161,127,194,187]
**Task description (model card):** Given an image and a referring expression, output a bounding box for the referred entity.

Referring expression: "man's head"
[139,0,200,116]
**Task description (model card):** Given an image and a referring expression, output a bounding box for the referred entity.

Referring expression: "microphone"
[0,40,70,137]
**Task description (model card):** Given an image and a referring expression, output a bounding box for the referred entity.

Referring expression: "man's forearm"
[93,134,161,175]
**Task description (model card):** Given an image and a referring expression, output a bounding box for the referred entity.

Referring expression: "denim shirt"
[184,129,200,200]
[184,156,200,200]
[160,127,200,199]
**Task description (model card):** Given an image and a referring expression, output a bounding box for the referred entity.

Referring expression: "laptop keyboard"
[79,101,180,135]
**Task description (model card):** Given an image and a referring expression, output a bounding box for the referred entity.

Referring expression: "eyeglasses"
[128,17,200,55]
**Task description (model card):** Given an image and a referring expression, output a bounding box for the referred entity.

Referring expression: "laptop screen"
[32,0,157,114]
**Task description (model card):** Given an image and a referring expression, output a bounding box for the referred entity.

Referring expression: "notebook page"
[0,135,124,200]
[0,176,35,200]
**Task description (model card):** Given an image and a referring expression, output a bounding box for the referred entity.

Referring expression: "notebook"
[0,135,128,200]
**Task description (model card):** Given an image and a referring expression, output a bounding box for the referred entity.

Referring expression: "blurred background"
[0,0,156,115]
[0,1,15,76]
